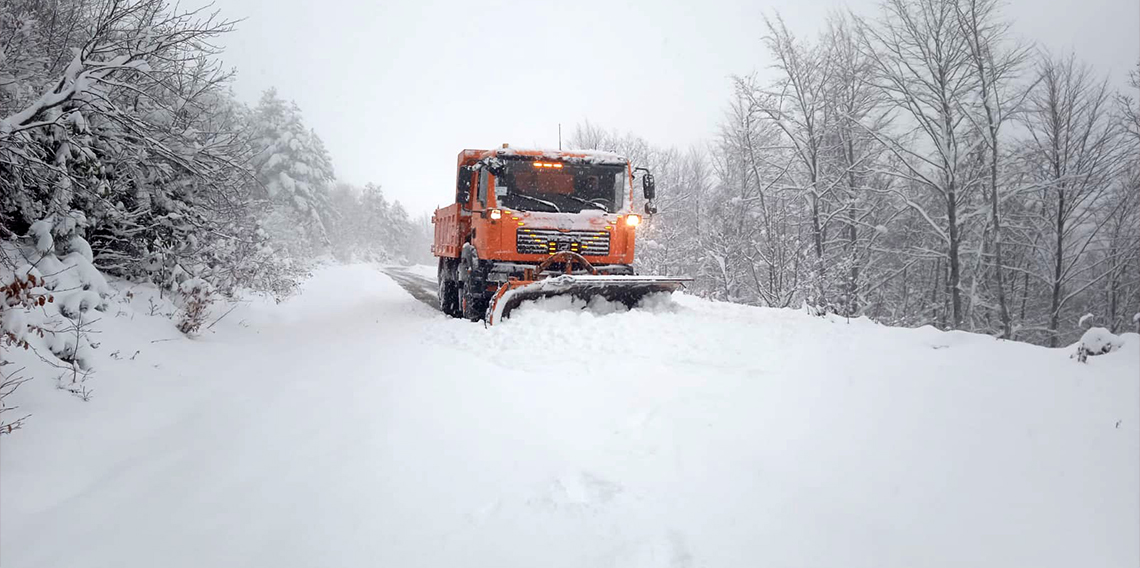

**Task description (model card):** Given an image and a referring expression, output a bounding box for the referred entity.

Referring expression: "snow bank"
[1080,326,1125,354]
[2,264,1137,568]
[1075,327,1127,362]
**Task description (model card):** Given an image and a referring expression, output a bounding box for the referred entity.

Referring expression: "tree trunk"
[1108,260,1119,333]
[931,258,943,325]
[900,264,910,319]
[985,119,1011,337]
[1048,189,1065,347]
[845,141,861,316]
[811,190,825,307]
[1018,270,1029,320]
[947,186,963,328]
[846,220,859,315]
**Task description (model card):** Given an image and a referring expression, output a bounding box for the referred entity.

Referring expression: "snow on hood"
[511,209,625,230]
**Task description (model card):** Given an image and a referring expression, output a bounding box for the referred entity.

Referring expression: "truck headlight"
[489,209,502,220]
[625,214,641,227]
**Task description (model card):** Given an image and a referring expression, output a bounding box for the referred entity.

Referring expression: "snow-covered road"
[3,264,1137,568]
[381,265,439,309]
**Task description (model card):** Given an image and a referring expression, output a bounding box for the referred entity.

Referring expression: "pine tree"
[249,88,335,259]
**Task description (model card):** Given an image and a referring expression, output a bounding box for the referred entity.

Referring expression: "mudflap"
[486,275,691,325]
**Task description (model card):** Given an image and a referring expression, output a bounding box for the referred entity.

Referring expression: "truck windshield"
[494,160,627,213]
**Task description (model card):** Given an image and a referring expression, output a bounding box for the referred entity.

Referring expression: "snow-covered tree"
[249,88,336,259]
[566,1,1136,347]
[0,0,302,299]
[1015,54,1130,345]
[853,0,987,329]
[324,182,417,263]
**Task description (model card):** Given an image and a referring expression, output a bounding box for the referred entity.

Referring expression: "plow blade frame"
[486,274,691,325]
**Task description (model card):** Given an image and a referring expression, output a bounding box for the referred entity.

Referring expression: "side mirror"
[456,166,473,204]
[642,171,656,200]
[634,167,658,216]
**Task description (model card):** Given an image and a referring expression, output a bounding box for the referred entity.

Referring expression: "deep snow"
[2,264,1137,568]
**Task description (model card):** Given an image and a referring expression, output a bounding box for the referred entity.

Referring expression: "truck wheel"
[437,258,460,317]
[459,253,488,322]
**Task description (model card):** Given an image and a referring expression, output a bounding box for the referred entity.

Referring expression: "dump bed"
[431,203,468,259]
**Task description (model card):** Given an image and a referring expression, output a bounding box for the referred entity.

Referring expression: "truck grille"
[516,229,610,256]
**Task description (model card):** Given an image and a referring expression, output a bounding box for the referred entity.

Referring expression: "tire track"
[381,266,439,311]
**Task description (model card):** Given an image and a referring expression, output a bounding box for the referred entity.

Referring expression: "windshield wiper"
[565,195,608,211]
[511,194,561,213]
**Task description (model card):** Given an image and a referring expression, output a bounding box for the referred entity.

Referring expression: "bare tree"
[714,85,803,306]
[736,14,838,308]
[1018,53,1128,345]
[954,0,1032,338]
[559,5,1134,349]
[818,13,894,316]
[855,0,983,329]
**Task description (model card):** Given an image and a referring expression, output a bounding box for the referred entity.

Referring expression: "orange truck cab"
[432,145,658,320]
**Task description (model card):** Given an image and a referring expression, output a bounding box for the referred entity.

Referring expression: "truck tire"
[437,258,460,317]
[459,251,488,322]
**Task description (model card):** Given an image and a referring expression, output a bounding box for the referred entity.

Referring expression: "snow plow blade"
[487,274,691,325]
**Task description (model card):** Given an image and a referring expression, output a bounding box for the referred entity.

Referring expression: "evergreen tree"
[249,88,335,258]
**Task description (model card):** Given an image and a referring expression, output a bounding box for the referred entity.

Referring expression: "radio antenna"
[558,123,562,150]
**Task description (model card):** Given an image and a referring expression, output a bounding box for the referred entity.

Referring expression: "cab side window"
[477,169,489,207]
[456,166,473,205]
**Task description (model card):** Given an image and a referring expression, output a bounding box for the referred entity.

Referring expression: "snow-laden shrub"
[176,277,215,335]
[1,267,55,435]
[2,213,111,406]
[2,270,53,348]
[1074,327,1126,363]
[802,297,839,318]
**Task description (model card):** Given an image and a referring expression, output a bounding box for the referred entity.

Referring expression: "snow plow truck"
[432,145,690,324]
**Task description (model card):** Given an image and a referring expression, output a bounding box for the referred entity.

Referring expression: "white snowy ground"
[2,263,1137,568]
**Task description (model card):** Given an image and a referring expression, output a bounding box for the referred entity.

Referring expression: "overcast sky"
[200,0,1139,217]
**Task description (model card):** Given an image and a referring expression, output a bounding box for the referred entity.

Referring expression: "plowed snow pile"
[3,264,1137,568]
